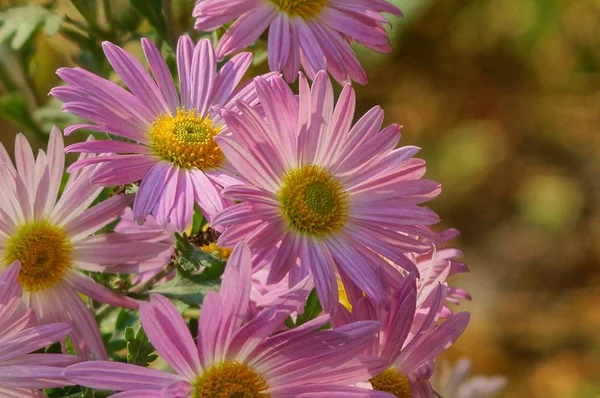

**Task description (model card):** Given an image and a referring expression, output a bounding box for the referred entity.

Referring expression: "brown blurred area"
[355,0,600,397]
[1,0,599,396]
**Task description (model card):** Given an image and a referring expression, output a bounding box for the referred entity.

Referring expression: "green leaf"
[174,232,225,273]
[0,4,63,49]
[69,0,98,28]
[0,94,44,136]
[125,326,158,366]
[294,289,323,326]
[148,269,221,306]
[128,0,169,44]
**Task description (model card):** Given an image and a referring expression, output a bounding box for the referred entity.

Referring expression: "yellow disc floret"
[279,165,348,236]
[4,221,72,292]
[193,361,270,398]
[370,368,413,398]
[270,0,328,19]
[149,108,223,170]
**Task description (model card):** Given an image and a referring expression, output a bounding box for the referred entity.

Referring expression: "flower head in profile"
[432,358,506,398]
[0,129,169,359]
[52,36,257,230]
[65,242,392,397]
[0,261,80,397]
[213,71,441,312]
[194,0,402,84]
[332,274,470,398]
[415,228,472,318]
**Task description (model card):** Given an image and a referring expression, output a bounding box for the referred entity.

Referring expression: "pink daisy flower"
[332,274,471,398]
[0,129,169,359]
[65,242,393,397]
[194,0,402,84]
[213,71,442,312]
[0,261,80,397]
[51,36,259,230]
[432,358,506,398]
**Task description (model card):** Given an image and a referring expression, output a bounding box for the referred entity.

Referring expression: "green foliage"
[0,93,45,137]
[174,232,225,273]
[125,326,158,366]
[148,268,222,306]
[285,289,324,329]
[0,4,62,50]
[129,0,170,44]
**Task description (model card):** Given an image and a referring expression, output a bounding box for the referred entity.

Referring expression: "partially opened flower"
[51,36,258,230]
[65,242,392,397]
[332,274,471,398]
[432,358,506,398]
[213,71,441,311]
[194,0,402,84]
[0,261,80,397]
[0,129,169,359]
[415,228,471,318]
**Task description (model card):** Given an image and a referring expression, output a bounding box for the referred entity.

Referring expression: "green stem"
[129,262,176,295]
[161,0,178,49]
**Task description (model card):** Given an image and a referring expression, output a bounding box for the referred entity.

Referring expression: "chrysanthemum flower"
[0,129,169,359]
[194,0,402,84]
[0,261,80,397]
[51,36,258,230]
[65,242,392,397]
[332,274,470,398]
[213,71,441,311]
[432,358,506,398]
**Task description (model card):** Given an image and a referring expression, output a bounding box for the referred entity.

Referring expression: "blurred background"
[0,0,598,396]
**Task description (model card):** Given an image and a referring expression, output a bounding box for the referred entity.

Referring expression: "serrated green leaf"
[174,232,225,273]
[148,269,221,306]
[0,4,63,49]
[125,326,158,366]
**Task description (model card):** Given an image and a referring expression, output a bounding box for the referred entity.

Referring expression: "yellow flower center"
[370,368,413,398]
[269,0,328,19]
[193,362,270,398]
[149,108,223,170]
[278,165,348,236]
[4,221,72,292]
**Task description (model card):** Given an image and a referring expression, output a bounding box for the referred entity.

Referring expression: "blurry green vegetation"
[0,0,599,397]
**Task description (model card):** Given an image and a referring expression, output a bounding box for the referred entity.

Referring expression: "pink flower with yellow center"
[0,261,80,397]
[332,274,471,398]
[194,0,402,84]
[65,242,394,397]
[0,129,169,359]
[51,36,259,230]
[213,71,441,312]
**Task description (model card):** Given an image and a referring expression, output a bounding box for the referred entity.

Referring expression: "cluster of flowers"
[0,1,505,397]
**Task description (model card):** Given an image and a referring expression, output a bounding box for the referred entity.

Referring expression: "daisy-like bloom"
[332,274,471,398]
[432,358,506,398]
[0,262,80,397]
[0,129,169,359]
[65,242,393,397]
[51,36,258,230]
[194,0,402,84]
[213,71,442,312]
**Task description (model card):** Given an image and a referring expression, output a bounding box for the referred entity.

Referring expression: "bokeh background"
[0,0,598,396]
